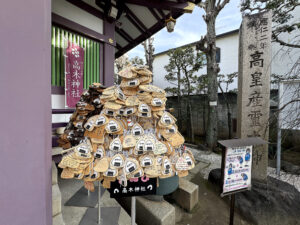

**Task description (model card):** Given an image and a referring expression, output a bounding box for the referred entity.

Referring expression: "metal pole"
[229,194,235,225]
[88,190,90,196]
[131,197,136,225]
[277,82,281,176]
[98,181,101,224]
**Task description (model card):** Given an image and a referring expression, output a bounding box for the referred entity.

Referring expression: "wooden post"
[229,194,235,225]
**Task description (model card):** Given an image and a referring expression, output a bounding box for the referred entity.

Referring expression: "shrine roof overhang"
[66,0,201,58]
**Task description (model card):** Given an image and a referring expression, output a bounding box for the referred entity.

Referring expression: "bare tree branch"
[217,0,230,13]
[272,33,300,49]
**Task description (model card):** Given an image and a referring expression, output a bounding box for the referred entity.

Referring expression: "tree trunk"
[203,94,206,135]
[176,67,182,131]
[187,98,194,143]
[205,7,218,150]
[228,110,232,139]
[219,83,232,139]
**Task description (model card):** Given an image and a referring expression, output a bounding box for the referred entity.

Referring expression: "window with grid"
[51,26,101,89]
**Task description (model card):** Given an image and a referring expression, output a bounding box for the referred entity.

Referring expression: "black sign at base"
[108,177,157,198]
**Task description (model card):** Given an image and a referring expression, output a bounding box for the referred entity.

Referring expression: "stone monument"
[237,11,272,181]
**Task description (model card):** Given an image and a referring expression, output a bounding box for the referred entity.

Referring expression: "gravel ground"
[187,146,300,192]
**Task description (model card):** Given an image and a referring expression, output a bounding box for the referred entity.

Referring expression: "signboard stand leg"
[229,194,235,225]
[98,181,102,224]
[131,197,136,225]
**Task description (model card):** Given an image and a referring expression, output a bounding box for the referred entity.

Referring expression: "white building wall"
[52,0,103,34]
[153,32,239,92]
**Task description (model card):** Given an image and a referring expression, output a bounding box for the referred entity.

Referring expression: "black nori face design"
[165,169,170,174]
[138,150,143,155]
[79,149,86,153]
[114,162,121,167]
[81,153,87,157]
[96,120,104,125]
[142,113,147,116]
[135,131,140,135]
[107,110,114,115]
[91,174,96,179]
[147,146,152,151]
[127,110,133,114]
[142,108,148,112]
[110,126,117,132]
[139,146,143,150]
[95,153,101,158]
[187,161,192,166]
[128,166,135,172]
[134,173,141,178]
[86,124,91,130]
[107,171,114,176]
[165,165,170,169]
[165,119,171,124]
[113,146,119,151]
[145,162,151,166]
[129,81,135,85]
[169,128,175,133]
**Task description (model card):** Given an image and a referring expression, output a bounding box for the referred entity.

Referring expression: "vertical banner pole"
[229,194,235,225]
[131,197,136,225]
[98,181,101,224]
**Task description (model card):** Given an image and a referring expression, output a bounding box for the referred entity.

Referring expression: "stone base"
[53,184,62,217]
[52,161,65,225]
[171,178,199,212]
[117,196,175,225]
[53,213,65,225]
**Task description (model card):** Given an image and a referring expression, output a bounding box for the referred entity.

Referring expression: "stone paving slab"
[79,207,121,225]
[65,186,105,208]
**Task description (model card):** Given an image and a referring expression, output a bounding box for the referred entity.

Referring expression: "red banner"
[65,42,84,108]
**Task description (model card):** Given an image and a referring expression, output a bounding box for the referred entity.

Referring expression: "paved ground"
[58,174,132,225]
[175,170,252,225]
[170,159,252,225]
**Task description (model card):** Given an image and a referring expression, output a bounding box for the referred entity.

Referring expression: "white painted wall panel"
[51,94,72,123]
[52,0,103,34]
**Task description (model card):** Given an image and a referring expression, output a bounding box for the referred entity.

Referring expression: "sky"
[127,0,242,60]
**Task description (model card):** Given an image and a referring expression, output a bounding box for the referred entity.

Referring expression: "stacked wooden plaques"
[58,65,195,191]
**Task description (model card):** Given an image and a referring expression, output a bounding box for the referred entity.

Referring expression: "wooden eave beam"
[124,5,149,33]
[66,0,105,20]
[124,0,189,12]
[115,27,134,43]
[148,7,161,22]
[157,9,166,18]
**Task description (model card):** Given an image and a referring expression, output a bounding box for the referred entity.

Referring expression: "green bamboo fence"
[51,26,100,89]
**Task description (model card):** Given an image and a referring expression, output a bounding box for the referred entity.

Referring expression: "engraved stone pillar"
[237,11,272,181]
